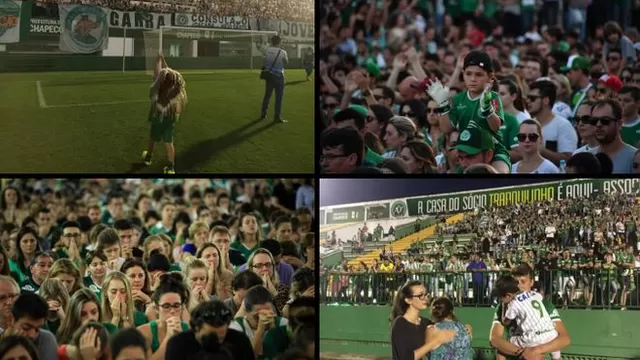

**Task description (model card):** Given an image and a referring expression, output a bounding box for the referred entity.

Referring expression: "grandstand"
[321,178,640,360]
[0,0,313,173]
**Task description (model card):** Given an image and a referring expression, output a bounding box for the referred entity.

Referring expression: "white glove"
[426,78,450,107]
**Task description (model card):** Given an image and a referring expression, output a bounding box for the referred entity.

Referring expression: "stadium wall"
[320,305,640,359]
[321,178,640,225]
[0,54,306,72]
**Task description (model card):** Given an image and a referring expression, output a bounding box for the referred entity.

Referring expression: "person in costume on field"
[142,52,188,175]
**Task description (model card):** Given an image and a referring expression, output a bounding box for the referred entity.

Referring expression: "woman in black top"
[390,280,456,360]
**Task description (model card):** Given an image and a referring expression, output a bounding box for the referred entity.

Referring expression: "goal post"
[143,26,278,75]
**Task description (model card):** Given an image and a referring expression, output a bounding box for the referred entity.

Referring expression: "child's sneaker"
[142,151,152,166]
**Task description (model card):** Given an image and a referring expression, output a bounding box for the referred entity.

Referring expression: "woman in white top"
[382,116,420,158]
[498,79,530,123]
[512,119,561,173]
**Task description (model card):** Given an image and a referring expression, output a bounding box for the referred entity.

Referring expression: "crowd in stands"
[0,178,315,360]
[35,0,314,22]
[319,0,640,174]
[321,193,640,310]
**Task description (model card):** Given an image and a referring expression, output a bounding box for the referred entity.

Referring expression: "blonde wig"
[149,68,188,117]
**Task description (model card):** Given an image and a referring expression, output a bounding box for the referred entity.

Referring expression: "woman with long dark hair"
[499,79,529,122]
[11,227,42,282]
[389,280,455,360]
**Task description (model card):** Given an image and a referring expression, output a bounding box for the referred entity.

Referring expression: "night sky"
[320,178,567,207]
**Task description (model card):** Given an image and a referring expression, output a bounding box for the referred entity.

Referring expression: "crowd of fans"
[319,0,640,174]
[321,193,640,310]
[35,0,314,21]
[0,178,315,360]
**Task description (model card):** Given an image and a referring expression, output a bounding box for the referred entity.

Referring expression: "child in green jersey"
[422,50,512,173]
[142,53,188,174]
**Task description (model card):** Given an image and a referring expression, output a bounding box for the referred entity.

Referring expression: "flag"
[0,1,23,44]
[59,5,108,54]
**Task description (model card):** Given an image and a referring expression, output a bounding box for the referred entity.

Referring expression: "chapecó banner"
[322,178,640,223]
[0,1,23,43]
[173,13,249,30]
[30,18,60,33]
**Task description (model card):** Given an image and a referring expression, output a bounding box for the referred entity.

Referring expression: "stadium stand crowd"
[319,0,640,174]
[0,178,315,360]
[34,0,314,21]
[321,193,640,310]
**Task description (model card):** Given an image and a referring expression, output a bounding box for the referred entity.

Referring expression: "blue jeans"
[262,73,284,119]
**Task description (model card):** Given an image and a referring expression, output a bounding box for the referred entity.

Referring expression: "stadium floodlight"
[143,26,278,75]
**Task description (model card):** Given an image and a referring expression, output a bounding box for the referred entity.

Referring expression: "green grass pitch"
[0,69,313,173]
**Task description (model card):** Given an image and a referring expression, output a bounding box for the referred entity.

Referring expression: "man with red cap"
[596,74,623,100]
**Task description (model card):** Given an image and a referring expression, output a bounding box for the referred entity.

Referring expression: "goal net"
[143,26,278,75]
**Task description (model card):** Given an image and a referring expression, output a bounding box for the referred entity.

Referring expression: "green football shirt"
[449,90,510,164]
[621,118,640,147]
[500,112,520,150]
[230,240,259,261]
[84,276,102,300]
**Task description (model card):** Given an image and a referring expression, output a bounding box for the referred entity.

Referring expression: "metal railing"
[320,268,640,309]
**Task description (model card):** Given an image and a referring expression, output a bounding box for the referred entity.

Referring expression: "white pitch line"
[46,99,148,108]
[36,81,47,108]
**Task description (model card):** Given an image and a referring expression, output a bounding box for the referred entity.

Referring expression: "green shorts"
[148,110,177,143]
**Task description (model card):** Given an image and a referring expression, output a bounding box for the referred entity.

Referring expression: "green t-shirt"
[20,277,40,293]
[621,119,640,147]
[230,240,259,261]
[599,263,617,280]
[445,0,461,17]
[9,259,26,283]
[449,90,508,157]
[134,310,148,327]
[571,84,592,111]
[364,146,384,166]
[557,258,575,275]
[459,0,477,13]
[262,326,291,360]
[84,276,102,300]
[500,112,520,150]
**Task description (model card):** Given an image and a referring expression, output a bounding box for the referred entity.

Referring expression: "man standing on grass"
[142,52,188,174]
[261,35,288,123]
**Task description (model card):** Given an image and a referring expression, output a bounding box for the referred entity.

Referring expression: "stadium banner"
[248,19,314,44]
[405,178,640,217]
[327,206,365,224]
[322,178,640,221]
[59,5,109,54]
[30,18,60,34]
[41,9,170,32]
[108,9,171,30]
[0,1,23,44]
[366,203,390,220]
[172,13,249,30]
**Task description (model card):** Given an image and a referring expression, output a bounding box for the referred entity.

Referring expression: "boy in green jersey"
[142,53,188,174]
[423,50,512,173]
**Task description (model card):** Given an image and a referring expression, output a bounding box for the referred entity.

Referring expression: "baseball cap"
[599,74,623,93]
[363,58,381,78]
[560,56,590,72]
[348,104,368,118]
[463,50,493,73]
[455,126,494,155]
